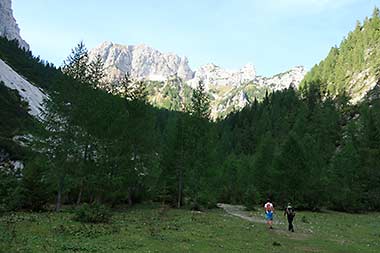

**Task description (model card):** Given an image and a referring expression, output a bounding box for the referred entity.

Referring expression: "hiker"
[264,199,274,229]
[284,203,295,232]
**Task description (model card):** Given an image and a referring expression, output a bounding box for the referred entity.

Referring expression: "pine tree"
[62,41,89,83]
[330,134,361,211]
[34,98,80,211]
[87,54,105,88]
[118,74,148,102]
[132,80,148,102]
[274,133,307,205]
[118,73,132,97]
[189,80,210,119]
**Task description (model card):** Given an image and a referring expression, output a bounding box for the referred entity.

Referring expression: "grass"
[0,203,379,253]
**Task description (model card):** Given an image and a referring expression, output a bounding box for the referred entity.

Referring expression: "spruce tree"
[118,74,148,102]
[189,80,210,119]
[62,41,89,83]
[87,54,105,88]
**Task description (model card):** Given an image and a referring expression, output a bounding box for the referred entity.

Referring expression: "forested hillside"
[218,83,380,211]
[301,8,380,103]
[1,7,380,214]
[0,37,217,212]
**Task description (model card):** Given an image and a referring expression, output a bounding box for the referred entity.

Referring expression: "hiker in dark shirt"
[284,203,295,232]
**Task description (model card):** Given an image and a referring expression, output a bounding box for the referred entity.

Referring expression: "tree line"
[0,32,379,213]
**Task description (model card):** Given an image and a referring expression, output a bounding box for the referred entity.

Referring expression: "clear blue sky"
[13,0,380,76]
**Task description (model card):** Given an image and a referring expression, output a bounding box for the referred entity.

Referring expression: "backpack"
[287,207,295,217]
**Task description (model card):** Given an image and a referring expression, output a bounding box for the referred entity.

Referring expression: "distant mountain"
[0,0,29,50]
[300,8,380,104]
[89,42,306,119]
[89,41,194,82]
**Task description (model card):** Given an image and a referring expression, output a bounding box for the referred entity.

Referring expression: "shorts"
[266,211,273,221]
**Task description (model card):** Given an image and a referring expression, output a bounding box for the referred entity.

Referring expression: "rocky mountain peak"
[0,0,29,50]
[188,63,257,90]
[89,41,306,119]
[89,42,194,83]
[256,65,307,91]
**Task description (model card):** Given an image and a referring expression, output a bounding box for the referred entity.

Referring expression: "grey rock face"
[0,0,29,50]
[89,42,194,83]
[188,63,257,90]
[0,59,47,118]
[90,41,305,91]
[90,41,306,119]
[256,66,307,90]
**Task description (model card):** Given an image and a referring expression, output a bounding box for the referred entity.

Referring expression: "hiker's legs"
[288,217,294,232]
[266,212,273,228]
[288,221,293,231]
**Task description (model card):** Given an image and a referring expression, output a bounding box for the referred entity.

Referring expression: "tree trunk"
[77,142,88,205]
[177,167,183,208]
[55,176,64,212]
[177,118,185,209]
[128,188,133,206]
[128,147,137,207]
[89,193,94,204]
[76,183,83,205]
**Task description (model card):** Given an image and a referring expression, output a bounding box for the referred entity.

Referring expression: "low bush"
[73,203,112,223]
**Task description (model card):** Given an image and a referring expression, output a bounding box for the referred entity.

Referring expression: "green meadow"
[1,204,379,253]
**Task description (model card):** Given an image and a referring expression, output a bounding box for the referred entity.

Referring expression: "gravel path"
[217,203,284,225]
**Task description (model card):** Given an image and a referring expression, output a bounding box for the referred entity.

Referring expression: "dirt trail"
[217,203,284,225]
[218,203,311,240]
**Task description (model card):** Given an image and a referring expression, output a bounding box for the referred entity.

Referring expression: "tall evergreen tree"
[189,80,210,119]
[87,54,105,88]
[62,41,89,83]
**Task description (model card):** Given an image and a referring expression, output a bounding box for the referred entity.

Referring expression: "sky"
[13,0,380,76]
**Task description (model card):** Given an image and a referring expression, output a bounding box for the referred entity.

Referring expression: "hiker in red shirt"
[264,199,274,229]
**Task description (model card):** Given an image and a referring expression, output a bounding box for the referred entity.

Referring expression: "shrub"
[73,203,112,223]
[243,186,261,211]
[21,158,50,211]
[188,194,217,211]
[0,166,24,213]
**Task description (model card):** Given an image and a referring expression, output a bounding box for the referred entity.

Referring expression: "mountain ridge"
[89,41,307,118]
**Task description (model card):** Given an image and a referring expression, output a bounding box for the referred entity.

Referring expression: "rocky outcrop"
[256,66,307,90]
[89,41,306,119]
[188,63,256,90]
[0,0,29,50]
[90,41,306,92]
[0,59,47,118]
[89,42,194,83]
[205,66,306,118]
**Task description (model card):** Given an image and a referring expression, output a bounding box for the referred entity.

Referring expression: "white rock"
[188,63,257,90]
[89,41,307,119]
[89,41,194,83]
[90,41,306,92]
[0,0,29,50]
[257,66,307,91]
[0,58,47,118]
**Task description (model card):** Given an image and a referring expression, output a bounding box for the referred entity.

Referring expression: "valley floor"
[0,204,379,253]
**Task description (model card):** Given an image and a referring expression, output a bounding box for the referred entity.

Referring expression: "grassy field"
[0,204,379,253]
